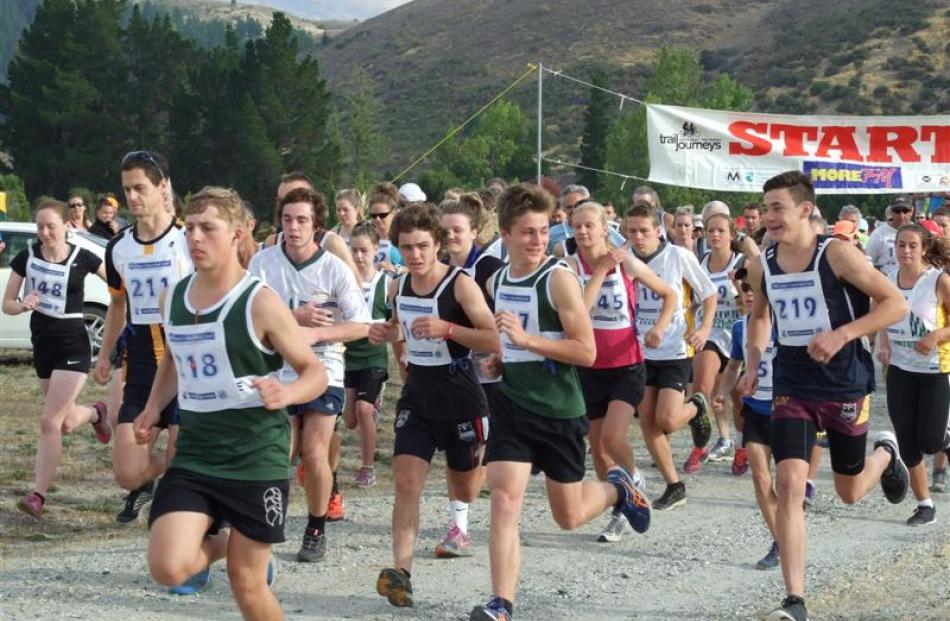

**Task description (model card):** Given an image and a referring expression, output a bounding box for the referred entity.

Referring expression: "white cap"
[702,200,731,223]
[398,182,426,203]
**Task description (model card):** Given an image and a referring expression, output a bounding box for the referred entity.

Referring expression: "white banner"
[646,104,950,194]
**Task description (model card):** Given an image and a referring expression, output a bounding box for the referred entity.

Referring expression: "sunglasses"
[369,211,392,220]
[892,207,912,214]
[121,150,166,180]
[68,202,84,208]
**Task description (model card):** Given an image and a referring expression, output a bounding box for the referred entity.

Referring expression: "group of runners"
[5,151,950,621]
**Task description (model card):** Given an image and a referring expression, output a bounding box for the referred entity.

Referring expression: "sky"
[222,1,413,21]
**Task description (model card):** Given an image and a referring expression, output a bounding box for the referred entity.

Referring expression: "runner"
[367,182,404,271]
[248,187,369,563]
[3,198,111,518]
[715,266,780,569]
[867,196,914,275]
[133,186,326,619]
[739,171,910,621]
[93,150,192,525]
[876,223,950,526]
[670,206,697,256]
[469,185,651,621]
[332,189,363,245]
[437,193,507,558]
[687,205,744,472]
[369,203,498,607]
[342,222,391,489]
[623,203,717,510]
[564,201,676,542]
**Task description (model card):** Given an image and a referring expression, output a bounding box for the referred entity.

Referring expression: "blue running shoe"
[169,567,211,595]
[607,465,651,534]
[756,541,780,570]
[266,555,278,589]
[469,596,512,620]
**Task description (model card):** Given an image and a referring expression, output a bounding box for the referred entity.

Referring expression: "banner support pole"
[536,62,543,187]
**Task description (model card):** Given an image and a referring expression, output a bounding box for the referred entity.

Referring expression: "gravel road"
[2,379,948,621]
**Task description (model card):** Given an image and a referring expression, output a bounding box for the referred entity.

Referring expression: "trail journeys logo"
[659,121,722,152]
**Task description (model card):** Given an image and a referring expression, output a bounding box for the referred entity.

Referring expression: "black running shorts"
[578,363,646,420]
[118,383,179,427]
[484,392,589,483]
[149,467,289,544]
[32,330,91,379]
[344,367,388,406]
[392,404,486,472]
[741,406,771,448]
[644,358,692,392]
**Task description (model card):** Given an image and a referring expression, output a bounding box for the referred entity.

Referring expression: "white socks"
[919,498,934,509]
[449,500,469,534]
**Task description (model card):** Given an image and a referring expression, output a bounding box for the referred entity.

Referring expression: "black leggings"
[885,366,950,468]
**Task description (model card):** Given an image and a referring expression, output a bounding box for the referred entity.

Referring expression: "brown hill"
[312,0,949,172]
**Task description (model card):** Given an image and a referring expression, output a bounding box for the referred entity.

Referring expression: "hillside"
[312,0,949,171]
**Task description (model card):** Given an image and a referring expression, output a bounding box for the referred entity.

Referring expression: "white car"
[0,221,111,359]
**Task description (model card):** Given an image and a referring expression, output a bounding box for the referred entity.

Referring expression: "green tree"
[603,47,755,211]
[577,69,613,194]
[347,67,386,187]
[0,173,31,221]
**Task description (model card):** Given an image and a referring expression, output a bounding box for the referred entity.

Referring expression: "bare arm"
[448,274,500,354]
[322,231,361,281]
[2,272,32,315]
[911,273,950,357]
[737,260,772,396]
[714,358,743,411]
[93,290,128,383]
[809,240,907,362]
[625,254,677,337]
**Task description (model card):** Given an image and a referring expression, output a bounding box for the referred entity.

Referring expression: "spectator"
[741,203,761,235]
[66,195,90,231]
[88,196,123,239]
[866,196,914,273]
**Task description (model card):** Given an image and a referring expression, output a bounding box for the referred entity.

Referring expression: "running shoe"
[90,401,111,444]
[931,468,947,493]
[16,492,44,518]
[327,491,345,521]
[435,523,474,558]
[168,567,211,595]
[597,512,627,543]
[683,447,708,474]
[266,555,278,588]
[906,505,936,526]
[686,392,713,448]
[469,596,512,621]
[376,567,413,607]
[297,528,327,562]
[803,479,816,508]
[731,447,749,476]
[873,431,910,504]
[607,465,651,533]
[653,482,686,511]
[116,481,154,524]
[766,596,809,621]
[756,541,780,570]
[706,437,734,462]
[353,466,376,488]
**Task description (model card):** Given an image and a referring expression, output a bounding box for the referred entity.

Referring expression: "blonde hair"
[185,186,246,228]
[335,188,364,218]
[571,201,618,246]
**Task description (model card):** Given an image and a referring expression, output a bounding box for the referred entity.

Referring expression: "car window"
[0,232,35,269]
[75,230,107,248]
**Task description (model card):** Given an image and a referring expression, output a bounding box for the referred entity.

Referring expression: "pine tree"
[577,69,612,194]
[348,67,385,187]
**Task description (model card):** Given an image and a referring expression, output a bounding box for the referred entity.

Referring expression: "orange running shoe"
[732,447,749,476]
[327,491,344,521]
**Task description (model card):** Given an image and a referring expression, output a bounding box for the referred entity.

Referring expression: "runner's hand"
[133,407,160,445]
[410,316,449,340]
[807,330,846,364]
[914,333,938,355]
[480,354,503,379]
[644,327,662,349]
[686,327,709,351]
[253,376,291,410]
[368,318,396,345]
[876,343,890,366]
[594,248,626,274]
[294,303,334,328]
[93,357,113,385]
[711,390,726,414]
[20,291,39,312]
[496,311,530,347]
[736,370,758,397]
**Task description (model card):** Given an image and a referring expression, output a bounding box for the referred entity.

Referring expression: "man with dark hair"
[740,170,909,621]
[742,203,761,235]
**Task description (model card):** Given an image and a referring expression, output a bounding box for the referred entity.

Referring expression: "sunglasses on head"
[121,150,166,180]
[370,210,392,220]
